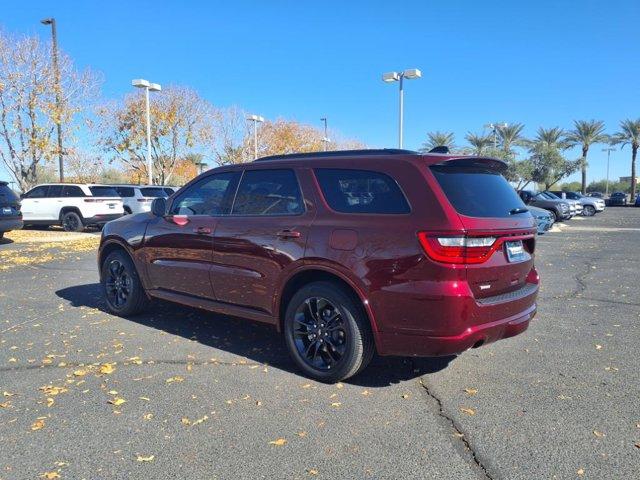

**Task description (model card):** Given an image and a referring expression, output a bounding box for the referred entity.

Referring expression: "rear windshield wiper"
[509,207,529,215]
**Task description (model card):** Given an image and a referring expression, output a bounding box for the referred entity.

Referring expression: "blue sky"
[1,0,639,185]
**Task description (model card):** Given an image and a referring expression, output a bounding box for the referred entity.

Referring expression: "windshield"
[89,186,119,197]
[543,191,560,199]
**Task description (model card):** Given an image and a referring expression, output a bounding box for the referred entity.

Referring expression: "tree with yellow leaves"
[0,30,98,191]
[94,86,215,185]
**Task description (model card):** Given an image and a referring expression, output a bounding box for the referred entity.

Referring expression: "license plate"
[1,207,11,215]
[505,240,526,263]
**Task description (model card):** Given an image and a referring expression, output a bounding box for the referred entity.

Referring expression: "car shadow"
[0,236,14,245]
[55,283,454,387]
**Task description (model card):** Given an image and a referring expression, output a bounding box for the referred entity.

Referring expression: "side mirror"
[151,197,167,217]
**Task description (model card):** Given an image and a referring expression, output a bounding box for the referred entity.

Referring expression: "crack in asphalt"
[417,375,493,480]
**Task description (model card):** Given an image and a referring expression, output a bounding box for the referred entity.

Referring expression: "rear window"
[0,184,19,204]
[430,165,527,218]
[89,186,119,197]
[314,169,410,214]
[140,187,168,198]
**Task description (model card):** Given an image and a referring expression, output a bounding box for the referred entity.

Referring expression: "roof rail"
[254,148,418,162]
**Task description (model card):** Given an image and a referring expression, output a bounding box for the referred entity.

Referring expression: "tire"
[123,207,132,215]
[0,232,4,239]
[61,211,84,232]
[101,250,150,316]
[547,210,557,223]
[582,205,596,217]
[284,281,375,383]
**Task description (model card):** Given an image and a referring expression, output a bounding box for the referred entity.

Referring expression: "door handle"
[194,226,212,235]
[276,229,301,239]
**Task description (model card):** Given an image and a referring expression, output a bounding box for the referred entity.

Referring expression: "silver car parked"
[550,191,605,216]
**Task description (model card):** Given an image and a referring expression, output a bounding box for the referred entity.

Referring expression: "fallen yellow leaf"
[166,376,184,384]
[47,397,55,407]
[464,388,478,396]
[577,468,585,476]
[593,430,605,438]
[269,438,287,446]
[40,472,60,479]
[99,363,116,375]
[40,385,67,396]
[307,468,319,475]
[460,407,476,416]
[31,419,45,431]
[361,390,371,396]
[331,402,342,407]
[0,402,11,408]
[136,454,154,462]
[73,369,88,377]
[108,398,126,406]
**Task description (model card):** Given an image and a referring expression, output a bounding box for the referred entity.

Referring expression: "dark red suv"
[99,149,539,382]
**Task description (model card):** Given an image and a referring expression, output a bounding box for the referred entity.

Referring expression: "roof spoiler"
[432,156,508,173]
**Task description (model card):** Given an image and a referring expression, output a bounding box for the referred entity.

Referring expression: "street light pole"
[382,69,421,149]
[132,79,161,185]
[320,117,330,151]
[485,123,508,150]
[41,17,64,182]
[602,147,616,196]
[247,114,264,160]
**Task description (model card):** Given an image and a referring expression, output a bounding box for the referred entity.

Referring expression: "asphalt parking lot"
[1,209,639,480]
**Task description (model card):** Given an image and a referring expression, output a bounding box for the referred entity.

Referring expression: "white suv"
[110,185,172,215]
[21,184,124,231]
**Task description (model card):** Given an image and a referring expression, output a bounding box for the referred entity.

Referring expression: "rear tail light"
[418,233,498,264]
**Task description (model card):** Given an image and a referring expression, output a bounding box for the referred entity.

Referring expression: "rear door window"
[63,186,85,197]
[47,185,64,197]
[430,163,527,218]
[314,169,410,214]
[232,169,304,216]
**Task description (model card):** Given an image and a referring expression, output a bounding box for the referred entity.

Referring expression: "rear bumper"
[84,213,123,225]
[371,273,539,357]
[0,217,23,233]
[378,303,536,357]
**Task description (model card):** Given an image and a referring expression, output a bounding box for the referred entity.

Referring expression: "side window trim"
[228,168,306,217]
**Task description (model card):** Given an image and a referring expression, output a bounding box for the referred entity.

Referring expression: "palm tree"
[465,133,493,156]
[612,119,640,202]
[528,127,570,150]
[496,123,526,154]
[565,120,608,194]
[420,131,455,152]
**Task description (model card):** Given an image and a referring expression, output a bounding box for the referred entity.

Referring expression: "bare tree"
[95,86,215,185]
[0,30,98,191]
[212,105,250,165]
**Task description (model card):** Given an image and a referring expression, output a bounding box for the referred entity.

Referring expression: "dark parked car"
[0,181,22,239]
[98,149,539,382]
[588,192,604,199]
[519,190,571,222]
[608,192,628,206]
[635,195,640,207]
